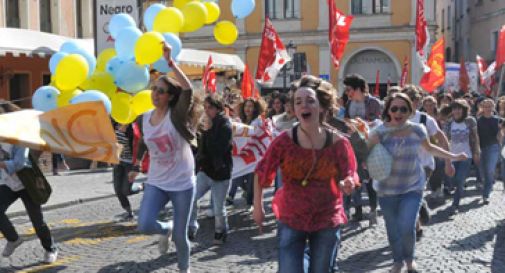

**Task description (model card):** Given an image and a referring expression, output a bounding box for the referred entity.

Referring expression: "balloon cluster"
[32,0,256,125]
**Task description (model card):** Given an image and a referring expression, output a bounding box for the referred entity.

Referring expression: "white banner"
[231,120,273,179]
[444,62,478,93]
[94,0,139,55]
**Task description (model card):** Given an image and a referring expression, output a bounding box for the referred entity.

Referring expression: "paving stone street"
[0,171,504,273]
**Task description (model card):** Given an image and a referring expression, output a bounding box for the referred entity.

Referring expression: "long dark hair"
[382,93,414,122]
[239,97,266,124]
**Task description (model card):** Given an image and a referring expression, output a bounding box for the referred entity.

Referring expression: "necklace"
[299,126,320,187]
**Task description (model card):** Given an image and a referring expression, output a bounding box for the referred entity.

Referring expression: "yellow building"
[149,0,437,95]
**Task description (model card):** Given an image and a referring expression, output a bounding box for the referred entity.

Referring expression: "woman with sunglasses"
[367,93,467,273]
[253,75,358,273]
[129,43,201,273]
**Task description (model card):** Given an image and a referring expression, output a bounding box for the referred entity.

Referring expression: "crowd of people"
[1,43,505,273]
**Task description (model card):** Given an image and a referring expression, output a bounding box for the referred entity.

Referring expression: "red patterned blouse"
[255,131,358,232]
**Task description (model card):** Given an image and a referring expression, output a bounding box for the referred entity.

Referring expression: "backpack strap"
[292,125,299,145]
[324,128,332,148]
[420,113,427,126]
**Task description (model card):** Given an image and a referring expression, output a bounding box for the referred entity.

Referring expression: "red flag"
[242,65,258,99]
[496,25,505,68]
[202,56,215,92]
[255,18,291,86]
[374,70,380,97]
[459,57,470,93]
[476,55,497,95]
[415,0,430,72]
[208,71,216,93]
[419,37,445,93]
[328,0,353,69]
[400,57,409,87]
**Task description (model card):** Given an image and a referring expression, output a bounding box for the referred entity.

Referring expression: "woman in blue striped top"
[367,93,467,273]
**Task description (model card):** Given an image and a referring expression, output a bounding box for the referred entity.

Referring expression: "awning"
[0,28,245,76]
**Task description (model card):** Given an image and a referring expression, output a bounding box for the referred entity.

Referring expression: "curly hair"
[239,97,267,124]
[291,75,337,123]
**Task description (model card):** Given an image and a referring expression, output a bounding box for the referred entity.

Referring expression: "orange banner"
[420,37,445,93]
[0,102,120,164]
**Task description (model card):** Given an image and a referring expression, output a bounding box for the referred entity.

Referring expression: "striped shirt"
[115,129,133,163]
[370,122,427,196]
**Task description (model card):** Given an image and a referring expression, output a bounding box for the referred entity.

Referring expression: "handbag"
[16,154,52,205]
[366,142,393,181]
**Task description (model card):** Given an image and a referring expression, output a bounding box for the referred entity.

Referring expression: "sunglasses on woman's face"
[152,86,169,94]
[390,106,409,113]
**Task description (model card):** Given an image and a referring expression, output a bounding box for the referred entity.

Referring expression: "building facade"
[157,0,437,96]
[436,0,505,63]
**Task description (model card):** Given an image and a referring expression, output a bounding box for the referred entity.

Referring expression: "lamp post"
[282,40,297,93]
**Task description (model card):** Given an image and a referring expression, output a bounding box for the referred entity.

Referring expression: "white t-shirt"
[450,121,472,159]
[0,143,24,192]
[410,111,439,170]
[142,110,195,191]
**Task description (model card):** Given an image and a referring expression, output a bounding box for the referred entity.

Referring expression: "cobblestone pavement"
[0,175,504,273]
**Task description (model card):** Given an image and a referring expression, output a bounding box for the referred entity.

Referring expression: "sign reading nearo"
[93,0,139,56]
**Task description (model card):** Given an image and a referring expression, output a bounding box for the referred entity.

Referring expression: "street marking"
[61,219,81,225]
[65,238,104,245]
[16,255,80,273]
[126,236,148,244]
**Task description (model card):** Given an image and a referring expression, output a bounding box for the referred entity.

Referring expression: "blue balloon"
[115,61,149,93]
[143,4,165,31]
[106,56,124,77]
[49,52,67,74]
[32,86,60,112]
[59,41,81,53]
[70,90,112,114]
[109,13,136,39]
[162,33,182,59]
[231,0,256,19]
[152,57,173,73]
[115,27,142,60]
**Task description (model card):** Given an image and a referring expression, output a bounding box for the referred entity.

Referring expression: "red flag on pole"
[459,57,470,93]
[415,0,431,72]
[255,18,291,86]
[419,37,445,93]
[202,56,215,92]
[328,0,353,69]
[476,55,497,95]
[496,25,505,68]
[400,57,409,87]
[242,65,258,99]
[374,70,380,97]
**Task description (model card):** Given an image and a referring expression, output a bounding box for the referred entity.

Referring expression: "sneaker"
[122,212,135,222]
[2,238,23,257]
[369,210,378,226]
[158,230,172,254]
[213,232,227,245]
[43,250,58,264]
[483,198,490,205]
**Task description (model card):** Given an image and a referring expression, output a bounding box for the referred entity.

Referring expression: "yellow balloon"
[181,1,207,32]
[131,90,155,115]
[57,89,82,108]
[54,54,89,91]
[204,2,220,24]
[135,32,165,65]
[96,48,116,72]
[214,21,239,45]
[79,72,117,98]
[173,0,196,9]
[153,7,184,33]
[111,92,135,124]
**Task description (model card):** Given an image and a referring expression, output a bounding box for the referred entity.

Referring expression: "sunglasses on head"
[152,86,169,94]
[390,106,409,113]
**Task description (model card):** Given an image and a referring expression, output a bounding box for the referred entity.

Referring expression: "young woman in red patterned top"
[253,75,358,273]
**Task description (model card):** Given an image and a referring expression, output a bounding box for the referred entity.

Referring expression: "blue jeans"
[479,144,500,199]
[137,184,195,270]
[277,221,340,273]
[378,190,423,265]
[189,172,230,233]
[451,159,472,208]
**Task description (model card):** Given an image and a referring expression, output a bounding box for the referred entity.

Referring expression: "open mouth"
[301,112,312,119]
[393,117,403,122]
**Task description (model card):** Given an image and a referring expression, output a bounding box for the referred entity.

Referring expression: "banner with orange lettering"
[0,102,120,164]
[419,37,445,93]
